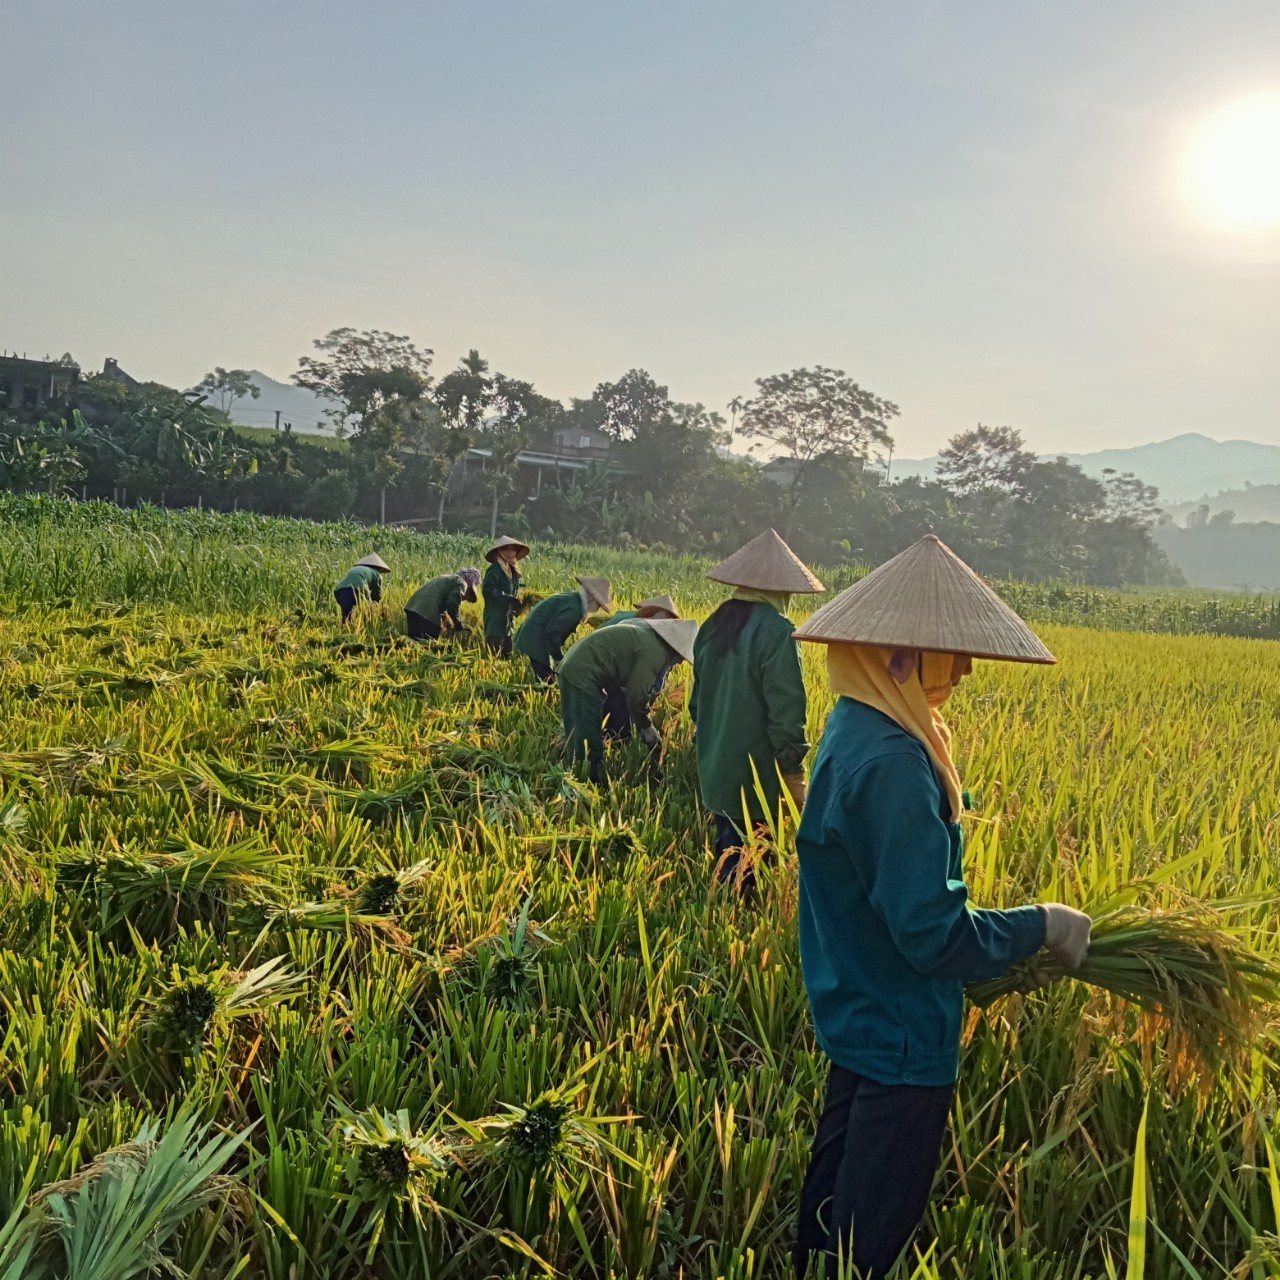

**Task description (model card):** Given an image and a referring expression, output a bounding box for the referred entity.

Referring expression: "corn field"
[0,496,1278,1279]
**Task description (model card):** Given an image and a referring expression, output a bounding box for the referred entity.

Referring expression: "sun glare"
[1183,94,1280,230]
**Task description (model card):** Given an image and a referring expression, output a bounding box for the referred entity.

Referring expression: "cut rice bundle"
[968,896,1280,1098]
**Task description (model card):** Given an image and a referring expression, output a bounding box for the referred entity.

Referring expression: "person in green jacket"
[790,535,1092,1279]
[556,617,697,782]
[599,595,678,737]
[404,567,481,641]
[481,535,529,656]
[688,530,824,895]
[334,554,390,623]
[597,594,678,629]
[514,576,612,682]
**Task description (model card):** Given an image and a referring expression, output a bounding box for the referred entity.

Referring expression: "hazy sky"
[2,1,1278,456]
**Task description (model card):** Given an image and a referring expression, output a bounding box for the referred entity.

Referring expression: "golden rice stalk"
[969,895,1280,1099]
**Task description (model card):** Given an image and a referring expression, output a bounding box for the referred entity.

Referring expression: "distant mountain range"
[890,433,1280,509]
[226,371,341,436]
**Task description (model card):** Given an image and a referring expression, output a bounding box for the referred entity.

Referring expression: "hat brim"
[643,618,697,665]
[792,632,1056,664]
[576,577,612,611]
[790,535,1055,664]
[484,540,531,563]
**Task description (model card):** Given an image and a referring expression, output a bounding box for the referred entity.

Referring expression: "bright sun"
[1183,93,1280,230]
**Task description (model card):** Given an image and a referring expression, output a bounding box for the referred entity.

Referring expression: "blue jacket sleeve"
[838,750,1046,982]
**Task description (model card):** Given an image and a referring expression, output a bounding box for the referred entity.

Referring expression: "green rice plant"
[3,500,1280,1277]
[337,1109,465,1245]
[149,956,304,1052]
[56,837,284,940]
[465,896,555,1009]
[18,1109,250,1280]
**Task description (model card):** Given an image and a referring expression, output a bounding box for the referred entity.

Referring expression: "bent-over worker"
[515,576,612,682]
[405,568,481,640]
[556,617,697,783]
[599,595,679,739]
[481,535,529,657]
[334,554,390,624]
[689,530,823,895]
[790,534,1092,1279]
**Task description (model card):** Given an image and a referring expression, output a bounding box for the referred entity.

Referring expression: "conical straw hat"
[707,529,824,594]
[644,618,698,665]
[484,535,530,563]
[635,594,678,618]
[355,553,391,572]
[793,535,1054,663]
[576,576,613,611]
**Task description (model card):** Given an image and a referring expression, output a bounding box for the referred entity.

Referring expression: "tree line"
[0,328,1178,586]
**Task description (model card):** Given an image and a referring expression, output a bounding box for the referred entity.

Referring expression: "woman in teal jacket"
[790,535,1092,1279]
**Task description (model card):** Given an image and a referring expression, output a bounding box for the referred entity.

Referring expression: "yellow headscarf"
[826,644,970,822]
[732,587,792,613]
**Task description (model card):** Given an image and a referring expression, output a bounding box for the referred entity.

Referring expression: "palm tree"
[727,395,745,437]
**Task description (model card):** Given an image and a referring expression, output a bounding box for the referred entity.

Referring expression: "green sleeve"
[761,628,807,774]
[444,580,464,625]
[836,753,1046,981]
[624,641,667,732]
[546,596,585,663]
[483,565,517,608]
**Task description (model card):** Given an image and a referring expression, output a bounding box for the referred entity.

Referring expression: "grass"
[0,498,1278,1276]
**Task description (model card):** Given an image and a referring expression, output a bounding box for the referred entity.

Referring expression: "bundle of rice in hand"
[968,889,1280,1099]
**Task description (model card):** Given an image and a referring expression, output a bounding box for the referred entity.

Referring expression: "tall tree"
[1102,468,1162,524]
[193,368,261,418]
[427,349,493,525]
[592,369,670,441]
[614,402,730,543]
[474,376,559,536]
[293,328,433,435]
[740,366,898,533]
[936,425,1036,497]
[294,328,433,518]
[434,349,493,432]
[727,395,745,437]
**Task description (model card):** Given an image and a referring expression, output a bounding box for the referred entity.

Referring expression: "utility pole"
[274,409,281,431]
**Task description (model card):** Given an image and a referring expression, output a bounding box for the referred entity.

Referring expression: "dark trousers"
[601,683,631,740]
[335,586,357,623]
[794,1064,953,1278]
[486,636,512,657]
[528,656,555,684]
[405,610,441,641]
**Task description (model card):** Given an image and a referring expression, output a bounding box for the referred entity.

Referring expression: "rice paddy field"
[1,496,1278,1279]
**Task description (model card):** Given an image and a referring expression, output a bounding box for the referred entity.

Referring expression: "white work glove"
[782,773,806,814]
[639,724,661,750]
[1039,904,1092,970]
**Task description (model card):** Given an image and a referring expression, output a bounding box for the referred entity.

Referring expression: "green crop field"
[1,496,1278,1279]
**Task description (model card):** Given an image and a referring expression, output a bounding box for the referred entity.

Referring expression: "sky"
[1,0,1278,457]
